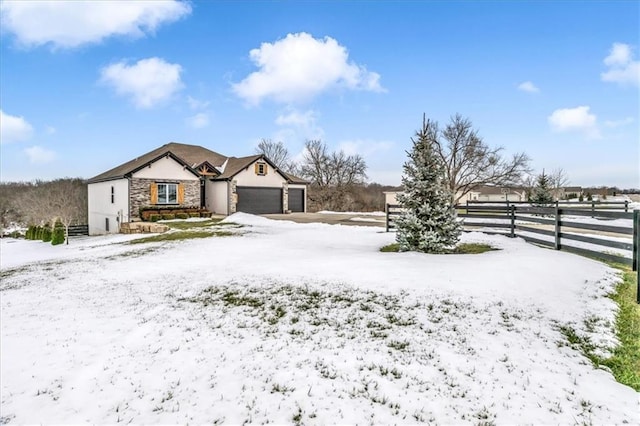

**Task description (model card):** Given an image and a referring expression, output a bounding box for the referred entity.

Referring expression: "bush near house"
[51,221,65,245]
[162,214,176,220]
[41,225,52,242]
[139,206,209,222]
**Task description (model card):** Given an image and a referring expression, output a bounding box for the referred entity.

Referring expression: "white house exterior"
[87,142,308,235]
[87,179,129,235]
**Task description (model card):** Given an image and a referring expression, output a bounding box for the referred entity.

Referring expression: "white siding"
[206,180,228,215]
[88,179,128,235]
[384,191,399,206]
[132,156,199,181]
[234,162,287,187]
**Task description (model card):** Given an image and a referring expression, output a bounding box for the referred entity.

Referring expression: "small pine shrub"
[149,214,161,222]
[176,213,189,219]
[41,225,52,242]
[26,226,35,240]
[579,194,584,202]
[51,222,65,245]
[35,226,43,240]
[162,214,175,220]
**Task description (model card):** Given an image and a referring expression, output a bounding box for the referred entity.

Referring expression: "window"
[157,183,178,204]
[110,186,114,204]
[255,162,267,176]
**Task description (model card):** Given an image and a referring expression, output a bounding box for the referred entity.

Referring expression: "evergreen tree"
[41,224,52,242]
[395,117,461,253]
[529,170,554,206]
[51,221,65,246]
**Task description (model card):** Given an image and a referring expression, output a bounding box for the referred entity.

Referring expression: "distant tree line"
[0,178,87,240]
[256,138,397,211]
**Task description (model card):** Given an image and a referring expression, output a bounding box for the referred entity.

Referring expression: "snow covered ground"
[1,214,638,424]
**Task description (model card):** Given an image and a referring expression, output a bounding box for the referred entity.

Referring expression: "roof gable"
[212,154,307,184]
[87,142,308,185]
[88,142,226,183]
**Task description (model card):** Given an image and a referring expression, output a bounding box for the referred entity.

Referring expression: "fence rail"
[385,202,640,303]
[67,224,89,236]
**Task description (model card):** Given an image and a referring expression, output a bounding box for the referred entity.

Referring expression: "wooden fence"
[386,202,640,303]
[67,224,89,236]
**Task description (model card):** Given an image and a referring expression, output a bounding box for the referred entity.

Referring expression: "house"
[553,186,583,200]
[384,185,526,207]
[87,142,307,235]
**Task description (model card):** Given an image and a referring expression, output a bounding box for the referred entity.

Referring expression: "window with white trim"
[157,183,178,204]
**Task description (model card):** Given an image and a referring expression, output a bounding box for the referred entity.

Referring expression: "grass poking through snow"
[380,242,497,254]
[129,230,233,244]
[556,264,639,391]
[603,265,639,391]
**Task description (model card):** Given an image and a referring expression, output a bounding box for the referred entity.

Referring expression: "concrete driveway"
[262,212,386,228]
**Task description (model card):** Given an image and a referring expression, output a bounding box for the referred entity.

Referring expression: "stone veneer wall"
[130,178,200,219]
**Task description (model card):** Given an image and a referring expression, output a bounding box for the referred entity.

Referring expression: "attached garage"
[236,186,283,214]
[288,188,305,212]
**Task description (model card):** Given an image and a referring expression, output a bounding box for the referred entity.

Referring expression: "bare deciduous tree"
[16,178,87,243]
[429,114,531,204]
[255,139,295,173]
[549,167,570,199]
[298,140,368,210]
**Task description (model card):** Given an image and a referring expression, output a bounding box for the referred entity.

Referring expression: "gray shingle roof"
[88,142,307,184]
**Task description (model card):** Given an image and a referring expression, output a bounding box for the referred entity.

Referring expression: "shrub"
[162,214,175,220]
[149,214,161,222]
[26,225,35,240]
[176,213,189,219]
[189,212,200,218]
[51,221,65,245]
[41,225,52,242]
[200,211,212,218]
[579,194,584,202]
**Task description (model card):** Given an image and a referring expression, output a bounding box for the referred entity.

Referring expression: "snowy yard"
[1,214,638,424]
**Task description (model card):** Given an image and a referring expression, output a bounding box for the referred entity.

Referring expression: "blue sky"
[1,1,638,188]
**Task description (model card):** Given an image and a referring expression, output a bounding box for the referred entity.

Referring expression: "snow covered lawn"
[1,214,637,424]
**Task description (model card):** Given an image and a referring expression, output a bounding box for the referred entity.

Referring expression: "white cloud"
[273,108,324,144]
[548,106,600,139]
[517,81,540,93]
[186,112,210,129]
[275,110,318,127]
[24,145,56,164]
[0,110,33,143]
[100,57,184,109]
[0,0,191,49]
[45,125,56,135]
[601,43,640,87]
[232,32,384,105]
[604,117,635,128]
[338,139,393,157]
[187,96,210,111]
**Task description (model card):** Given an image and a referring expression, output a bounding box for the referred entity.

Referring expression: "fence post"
[554,204,561,250]
[510,205,515,238]
[466,200,469,215]
[625,200,628,213]
[634,210,639,304]
[386,203,390,232]
[591,200,595,218]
